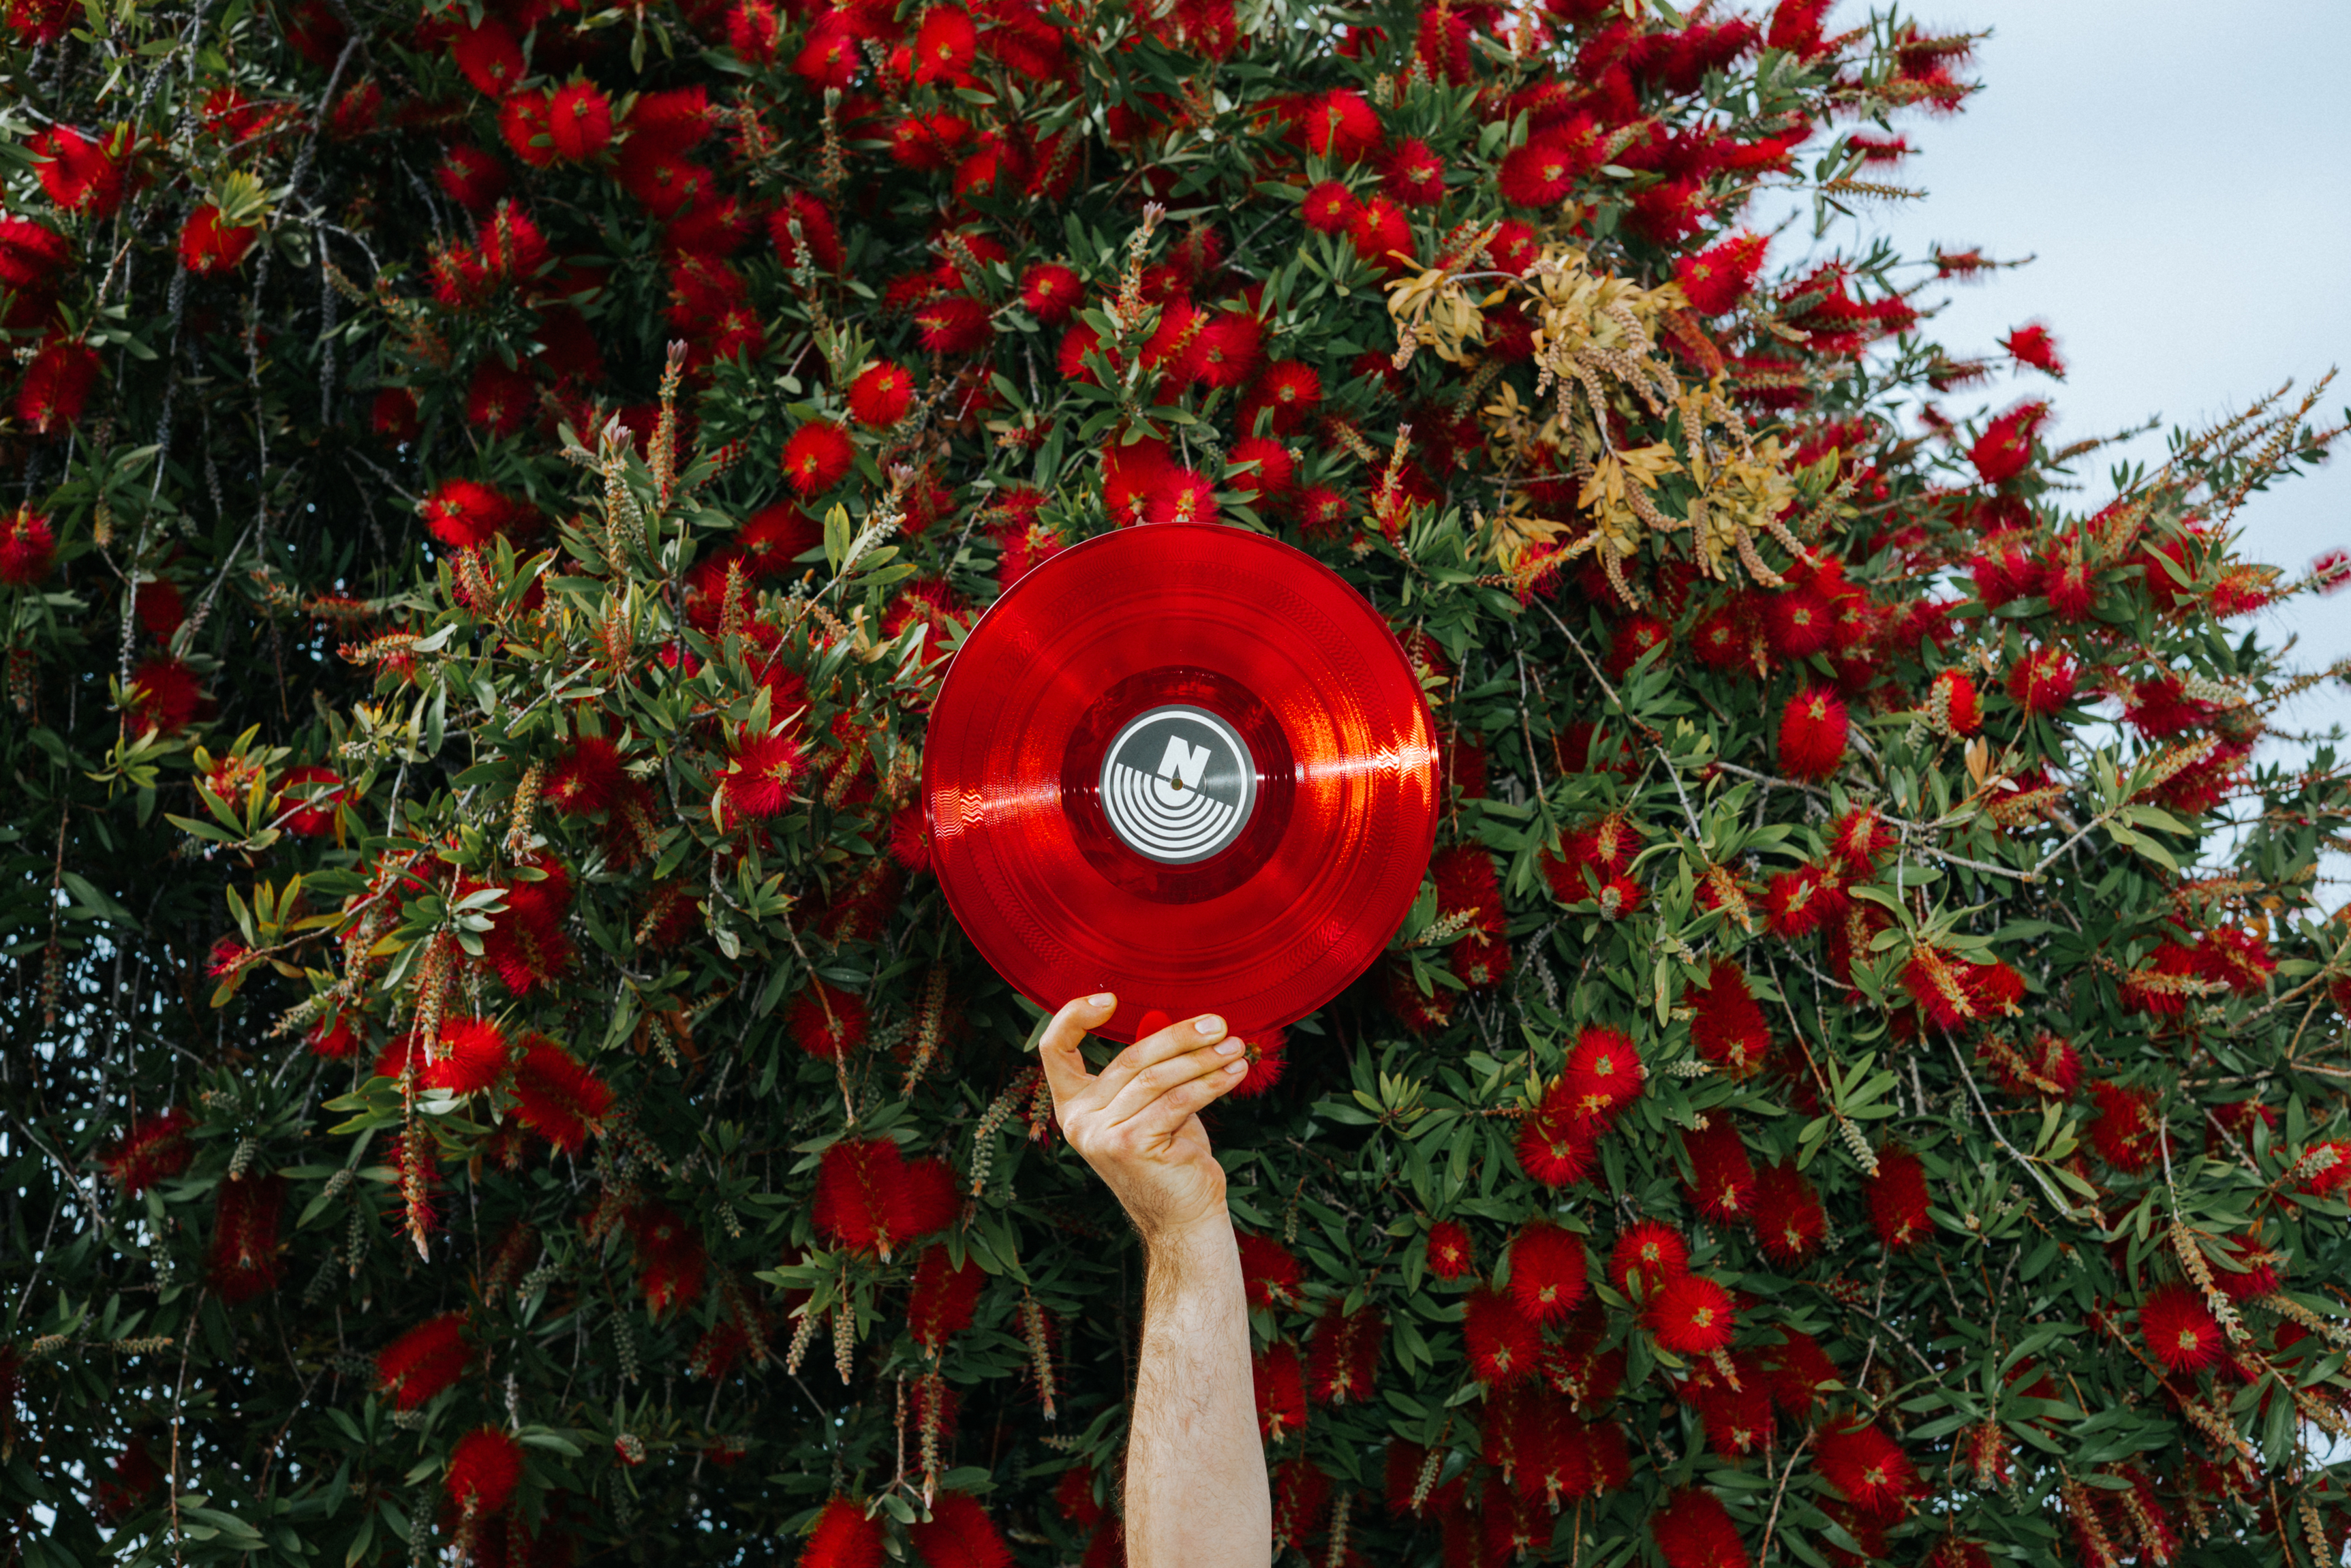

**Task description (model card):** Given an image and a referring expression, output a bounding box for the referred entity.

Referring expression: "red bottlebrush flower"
[0,215,69,288]
[1300,180,1358,234]
[1517,1096,1600,1188]
[717,727,808,821]
[1236,1231,1304,1310]
[2002,322,2065,378]
[814,1137,959,1259]
[1294,485,1351,538]
[1847,132,1909,164]
[1381,137,1447,206]
[788,981,870,1060]
[913,295,994,356]
[1254,1340,1308,1441]
[16,337,99,434]
[1652,1488,1750,1568]
[1431,844,1509,987]
[888,110,972,172]
[1225,1027,1288,1100]
[510,1036,612,1152]
[1762,586,1832,658]
[2087,1081,2160,1172]
[1676,232,1768,317]
[425,1017,510,1096]
[375,1313,468,1410]
[909,1493,1011,1568]
[30,123,127,215]
[1246,360,1323,435]
[846,361,915,429]
[1017,262,1081,324]
[1348,195,1413,274]
[1969,401,2048,485]
[127,657,203,733]
[1901,943,2020,1028]
[1689,1362,1775,1458]
[2043,554,2095,619]
[629,1201,707,1314]
[1927,668,1982,736]
[2196,927,2275,996]
[1561,1025,1644,1124]
[497,89,555,169]
[1682,1121,1756,1223]
[133,577,185,639]
[1778,688,1849,779]
[1271,1458,1331,1554]
[544,735,626,816]
[0,507,58,586]
[1761,1329,1839,1417]
[544,80,613,163]
[2313,547,2351,594]
[179,203,259,274]
[1600,1226,1685,1307]
[449,18,524,95]
[207,1174,287,1304]
[769,191,844,272]
[1463,1288,1541,1386]
[2008,645,2078,718]
[435,145,508,215]
[101,1107,194,1195]
[725,0,782,64]
[1299,87,1382,162]
[1866,1148,1932,1251]
[1506,1222,1588,1324]
[888,805,933,874]
[445,1426,523,1518]
[908,1246,985,1351]
[1488,218,1539,276]
[1825,806,1893,877]
[275,765,341,837]
[801,1498,886,1568]
[1228,435,1295,503]
[1499,135,1584,209]
[1426,1220,1475,1279]
[913,5,979,82]
[1607,613,1672,678]
[372,387,420,442]
[1647,1273,1736,1354]
[1815,1419,1918,1518]
[1196,310,1265,390]
[781,421,856,499]
[1307,1302,1384,1404]
[2138,1282,2222,1374]
[465,358,536,437]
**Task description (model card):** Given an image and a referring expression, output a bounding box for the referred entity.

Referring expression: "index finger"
[1036,992,1116,1112]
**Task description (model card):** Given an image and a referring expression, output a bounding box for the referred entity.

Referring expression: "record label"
[1097,705,1256,865]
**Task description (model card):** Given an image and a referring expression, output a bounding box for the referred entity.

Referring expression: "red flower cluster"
[101,1107,194,1195]
[375,1312,468,1409]
[207,1174,287,1304]
[812,1137,958,1259]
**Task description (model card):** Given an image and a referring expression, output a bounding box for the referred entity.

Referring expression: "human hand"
[1036,994,1248,1250]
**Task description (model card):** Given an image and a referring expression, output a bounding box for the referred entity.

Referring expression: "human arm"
[1036,994,1272,1568]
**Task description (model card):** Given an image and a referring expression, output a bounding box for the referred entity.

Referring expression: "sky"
[1773,0,2351,740]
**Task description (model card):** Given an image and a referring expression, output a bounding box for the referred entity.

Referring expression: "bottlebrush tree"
[6,0,2351,1565]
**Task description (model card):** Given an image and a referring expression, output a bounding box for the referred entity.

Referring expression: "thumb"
[1036,992,1116,1110]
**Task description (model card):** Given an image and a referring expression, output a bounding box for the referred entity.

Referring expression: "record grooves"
[923,523,1439,1044]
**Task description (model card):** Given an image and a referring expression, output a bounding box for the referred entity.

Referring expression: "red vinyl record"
[924,522,1439,1045]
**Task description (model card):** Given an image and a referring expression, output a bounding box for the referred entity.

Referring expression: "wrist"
[1139,1210,1236,1271]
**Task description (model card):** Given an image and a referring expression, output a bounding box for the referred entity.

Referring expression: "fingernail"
[1215,1037,1244,1056]
[1088,993,1115,1008]
[1224,1060,1246,1076]
[1195,1015,1224,1036]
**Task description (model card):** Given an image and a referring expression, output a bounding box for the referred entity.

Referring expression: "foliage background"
[5,0,2351,1565]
